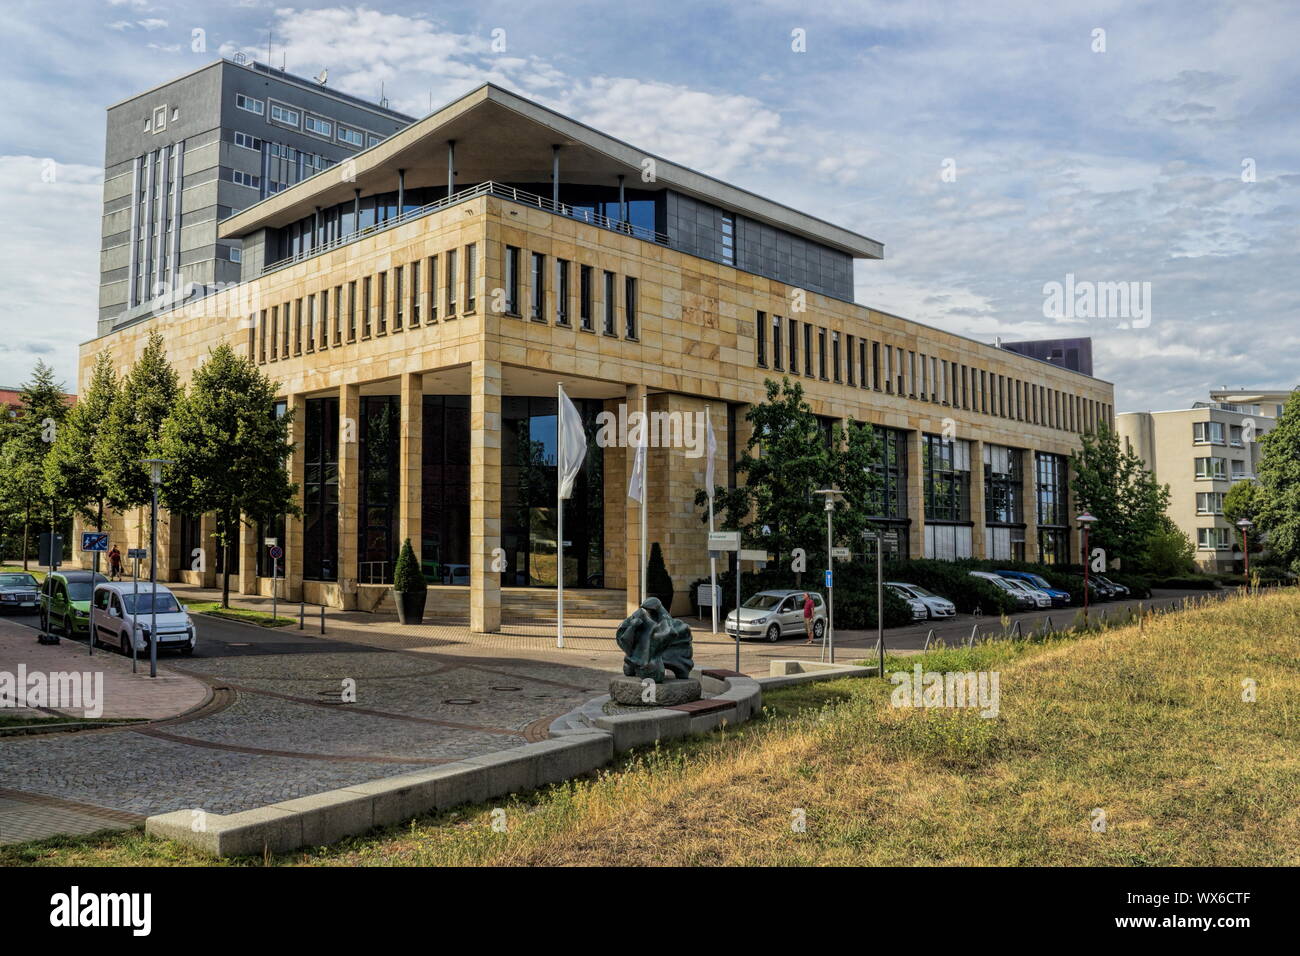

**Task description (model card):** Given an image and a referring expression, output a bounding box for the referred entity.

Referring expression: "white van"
[91,582,197,656]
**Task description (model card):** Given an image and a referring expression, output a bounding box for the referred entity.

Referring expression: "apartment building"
[98,57,411,335]
[80,81,1116,628]
[1118,402,1274,571]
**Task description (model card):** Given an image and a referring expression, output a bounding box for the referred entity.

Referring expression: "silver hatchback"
[725,589,827,642]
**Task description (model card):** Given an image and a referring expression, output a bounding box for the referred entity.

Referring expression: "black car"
[0,571,42,613]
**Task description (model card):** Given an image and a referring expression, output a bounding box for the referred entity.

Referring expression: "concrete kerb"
[143,665,863,858]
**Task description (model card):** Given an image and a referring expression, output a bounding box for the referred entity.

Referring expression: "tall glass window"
[500,396,604,588]
[303,397,339,581]
[358,396,399,584]
[862,426,909,560]
[531,252,546,321]
[421,396,470,584]
[1036,452,1070,564]
[923,435,971,522]
[984,444,1024,561]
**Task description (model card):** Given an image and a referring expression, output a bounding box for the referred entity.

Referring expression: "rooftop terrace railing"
[260,181,670,276]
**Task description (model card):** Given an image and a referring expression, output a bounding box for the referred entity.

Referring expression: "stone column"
[470,359,502,632]
[1021,449,1039,563]
[907,429,926,558]
[337,384,361,610]
[968,438,986,559]
[624,382,647,615]
[284,394,307,601]
[238,517,258,595]
[399,372,423,560]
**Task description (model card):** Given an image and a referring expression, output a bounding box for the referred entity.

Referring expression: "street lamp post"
[813,489,843,663]
[143,458,174,678]
[867,522,885,679]
[1236,518,1254,582]
[1076,512,1097,620]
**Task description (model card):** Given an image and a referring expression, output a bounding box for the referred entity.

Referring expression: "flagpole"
[556,382,565,649]
[640,393,648,605]
[707,405,718,634]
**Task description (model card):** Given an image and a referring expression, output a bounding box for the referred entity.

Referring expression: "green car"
[40,570,108,638]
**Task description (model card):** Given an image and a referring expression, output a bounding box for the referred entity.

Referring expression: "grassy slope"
[3,589,1297,867]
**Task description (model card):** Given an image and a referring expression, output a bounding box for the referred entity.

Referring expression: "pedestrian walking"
[802,591,816,643]
[108,545,123,581]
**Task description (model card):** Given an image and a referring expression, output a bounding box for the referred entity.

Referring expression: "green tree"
[44,352,119,547]
[160,345,299,606]
[1070,422,1170,569]
[0,361,70,569]
[1254,392,1300,572]
[1222,479,1261,528]
[98,331,180,514]
[1142,515,1196,577]
[695,377,881,566]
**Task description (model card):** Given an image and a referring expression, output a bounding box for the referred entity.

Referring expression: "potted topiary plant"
[392,538,427,624]
[646,542,675,613]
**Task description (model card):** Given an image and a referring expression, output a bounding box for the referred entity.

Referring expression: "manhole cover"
[491,686,522,692]
[444,698,479,705]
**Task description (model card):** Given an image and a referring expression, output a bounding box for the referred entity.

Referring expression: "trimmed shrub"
[646,542,674,609]
[393,538,426,593]
[1148,575,1218,590]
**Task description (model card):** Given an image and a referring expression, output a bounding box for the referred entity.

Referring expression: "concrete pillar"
[906,430,926,559]
[238,517,258,595]
[969,438,986,559]
[625,382,647,615]
[337,384,361,610]
[447,140,456,196]
[284,394,307,601]
[399,372,423,562]
[1022,449,1039,563]
[470,359,502,632]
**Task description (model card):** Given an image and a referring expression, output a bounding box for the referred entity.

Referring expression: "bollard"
[1013,620,1023,639]
[967,624,979,648]
[320,604,325,635]
[923,628,934,651]
[299,601,305,630]
[1046,616,1054,634]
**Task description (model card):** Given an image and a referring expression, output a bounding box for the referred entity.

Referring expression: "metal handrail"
[261,181,670,276]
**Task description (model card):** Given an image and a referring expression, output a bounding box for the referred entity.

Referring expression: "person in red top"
[802,592,816,644]
[108,546,123,581]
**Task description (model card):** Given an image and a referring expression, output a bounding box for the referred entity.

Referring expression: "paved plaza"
[0,585,1213,844]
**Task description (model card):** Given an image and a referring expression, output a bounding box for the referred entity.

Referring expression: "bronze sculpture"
[615,597,695,683]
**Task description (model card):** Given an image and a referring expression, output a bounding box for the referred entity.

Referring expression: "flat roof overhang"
[218,84,884,260]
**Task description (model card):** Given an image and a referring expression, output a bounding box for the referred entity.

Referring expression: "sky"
[1,0,1296,411]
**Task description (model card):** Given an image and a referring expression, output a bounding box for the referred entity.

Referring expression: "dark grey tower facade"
[98,58,412,334]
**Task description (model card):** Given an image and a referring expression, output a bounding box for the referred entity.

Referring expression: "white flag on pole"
[556,387,586,500]
[704,407,717,502]
[628,427,646,503]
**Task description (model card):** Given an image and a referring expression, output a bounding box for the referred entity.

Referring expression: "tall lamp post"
[812,489,843,663]
[142,458,174,678]
[867,521,885,679]
[1076,512,1097,620]
[1237,518,1254,582]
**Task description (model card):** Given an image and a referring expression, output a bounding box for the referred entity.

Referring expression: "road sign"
[708,531,740,551]
[268,545,284,561]
[831,547,851,560]
[825,569,833,587]
[697,584,719,607]
[739,548,768,562]
[264,537,279,547]
[81,532,109,553]
[127,548,147,561]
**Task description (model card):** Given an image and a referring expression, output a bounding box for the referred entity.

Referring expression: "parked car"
[1002,577,1054,608]
[997,570,1071,607]
[725,589,826,642]
[969,571,1037,610]
[1094,574,1129,598]
[886,584,929,621]
[886,582,957,619]
[1086,578,1116,601]
[0,572,41,614]
[39,570,108,638]
[91,582,197,656]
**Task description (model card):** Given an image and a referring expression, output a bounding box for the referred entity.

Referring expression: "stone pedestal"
[609,676,702,707]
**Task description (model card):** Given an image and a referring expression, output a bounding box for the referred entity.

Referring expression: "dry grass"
[4,588,1297,867]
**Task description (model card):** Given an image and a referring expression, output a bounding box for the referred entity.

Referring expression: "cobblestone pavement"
[0,614,610,840]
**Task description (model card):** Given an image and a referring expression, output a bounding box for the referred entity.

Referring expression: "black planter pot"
[394,589,427,625]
